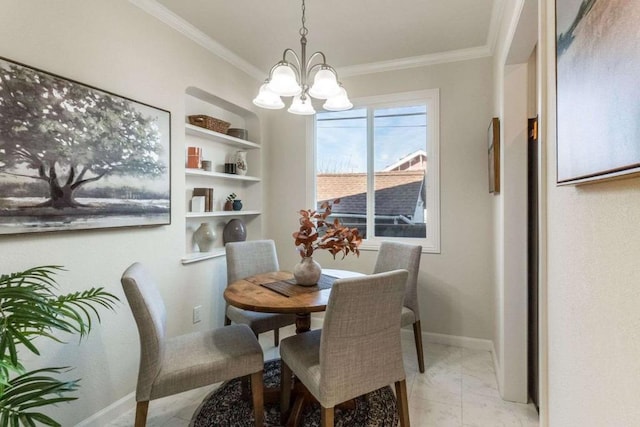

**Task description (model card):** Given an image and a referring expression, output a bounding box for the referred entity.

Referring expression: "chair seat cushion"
[279,329,322,401]
[226,305,296,335]
[401,306,416,327]
[149,324,263,400]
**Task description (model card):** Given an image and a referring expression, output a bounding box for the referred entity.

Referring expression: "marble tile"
[103,342,538,427]
[462,392,537,427]
[410,395,463,427]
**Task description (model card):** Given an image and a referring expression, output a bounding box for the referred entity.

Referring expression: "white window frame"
[307,89,440,253]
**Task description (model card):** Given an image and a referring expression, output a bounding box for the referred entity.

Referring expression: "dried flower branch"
[292,199,362,259]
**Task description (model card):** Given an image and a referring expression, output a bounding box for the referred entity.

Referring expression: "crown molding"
[128,0,264,81]
[337,45,493,78]
[131,0,498,81]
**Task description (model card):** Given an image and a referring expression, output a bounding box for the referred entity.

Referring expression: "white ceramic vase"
[194,222,216,252]
[293,257,321,286]
[235,150,248,176]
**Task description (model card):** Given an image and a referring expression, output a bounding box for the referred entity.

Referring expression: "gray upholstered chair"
[121,262,264,427]
[224,240,295,346]
[374,241,425,373]
[280,270,411,427]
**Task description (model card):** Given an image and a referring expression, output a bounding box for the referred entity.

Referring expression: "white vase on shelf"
[193,222,216,252]
[235,150,248,176]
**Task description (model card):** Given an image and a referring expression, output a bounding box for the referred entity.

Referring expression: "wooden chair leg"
[224,315,231,326]
[134,401,149,427]
[280,360,293,424]
[321,406,334,427]
[395,380,410,427]
[413,320,425,373]
[274,328,280,347]
[250,371,264,427]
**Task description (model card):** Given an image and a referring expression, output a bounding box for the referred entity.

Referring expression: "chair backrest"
[319,269,408,407]
[121,262,167,401]
[374,241,422,320]
[225,239,279,284]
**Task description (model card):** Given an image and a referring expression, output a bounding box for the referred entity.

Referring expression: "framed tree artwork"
[556,0,640,184]
[488,117,500,194]
[0,57,171,234]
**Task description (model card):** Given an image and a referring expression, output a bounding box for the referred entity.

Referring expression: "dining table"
[223,268,363,334]
[223,268,364,426]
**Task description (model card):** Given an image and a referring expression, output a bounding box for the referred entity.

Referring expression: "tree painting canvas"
[0,57,170,234]
[556,0,640,184]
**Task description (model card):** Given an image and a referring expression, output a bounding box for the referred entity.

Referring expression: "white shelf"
[181,249,226,265]
[185,169,260,182]
[186,210,261,218]
[185,124,261,149]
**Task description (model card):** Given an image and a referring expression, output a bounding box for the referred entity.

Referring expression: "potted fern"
[0,265,119,426]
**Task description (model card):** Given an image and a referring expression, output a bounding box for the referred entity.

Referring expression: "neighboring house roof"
[383,150,427,172]
[317,170,425,217]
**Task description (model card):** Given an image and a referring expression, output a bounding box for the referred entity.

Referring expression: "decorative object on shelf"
[224,162,237,174]
[188,115,231,134]
[193,188,213,212]
[252,0,352,115]
[227,128,248,140]
[187,146,202,169]
[224,193,237,211]
[292,199,362,285]
[235,150,248,176]
[194,222,216,252]
[232,199,243,211]
[191,196,206,213]
[223,218,247,244]
[201,160,212,171]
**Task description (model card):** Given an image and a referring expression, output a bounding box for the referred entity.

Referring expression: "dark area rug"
[190,359,399,426]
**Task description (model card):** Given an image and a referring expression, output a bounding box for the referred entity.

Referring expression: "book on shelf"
[193,187,213,212]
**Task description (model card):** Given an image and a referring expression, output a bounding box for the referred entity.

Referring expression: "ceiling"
[143,0,499,79]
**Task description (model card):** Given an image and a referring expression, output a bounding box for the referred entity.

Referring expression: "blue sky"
[316,105,427,173]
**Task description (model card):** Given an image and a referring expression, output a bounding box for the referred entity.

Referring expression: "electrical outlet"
[193,305,202,324]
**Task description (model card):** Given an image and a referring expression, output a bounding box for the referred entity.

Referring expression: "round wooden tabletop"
[223,269,363,315]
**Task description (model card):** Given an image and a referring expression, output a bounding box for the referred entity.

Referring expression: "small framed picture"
[488,117,500,194]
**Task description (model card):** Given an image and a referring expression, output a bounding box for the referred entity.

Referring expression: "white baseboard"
[74,392,135,427]
[410,329,494,351]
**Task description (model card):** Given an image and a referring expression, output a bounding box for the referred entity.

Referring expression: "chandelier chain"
[299,0,308,37]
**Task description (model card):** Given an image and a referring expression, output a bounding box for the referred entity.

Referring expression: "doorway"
[527,116,539,410]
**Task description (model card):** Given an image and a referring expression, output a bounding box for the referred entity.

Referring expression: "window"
[313,89,440,252]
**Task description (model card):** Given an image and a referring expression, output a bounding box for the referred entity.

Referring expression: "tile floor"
[106,326,539,427]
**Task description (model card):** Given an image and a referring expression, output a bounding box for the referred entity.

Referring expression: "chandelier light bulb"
[267,64,302,97]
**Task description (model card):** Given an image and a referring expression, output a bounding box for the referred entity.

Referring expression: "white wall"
[266,58,496,341]
[0,1,260,424]
[542,0,640,424]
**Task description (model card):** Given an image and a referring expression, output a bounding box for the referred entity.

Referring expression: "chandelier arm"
[305,51,328,74]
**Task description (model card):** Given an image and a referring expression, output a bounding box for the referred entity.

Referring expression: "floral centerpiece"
[292,199,362,285]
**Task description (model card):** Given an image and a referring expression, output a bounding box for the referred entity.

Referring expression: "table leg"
[295,313,311,333]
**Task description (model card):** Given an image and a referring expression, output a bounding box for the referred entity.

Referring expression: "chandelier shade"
[266,63,302,97]
[288,94,316,115]
[323,87,353,111]
[252,83,285,109]
[253,0,351,115]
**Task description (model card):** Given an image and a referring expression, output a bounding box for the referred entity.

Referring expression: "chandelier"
[252,0,352,115]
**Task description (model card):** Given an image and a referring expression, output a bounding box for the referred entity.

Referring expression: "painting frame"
[488,117,500,194]
[0,56,171,235]
[555,0,640,185]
